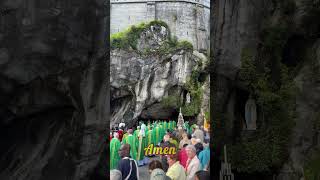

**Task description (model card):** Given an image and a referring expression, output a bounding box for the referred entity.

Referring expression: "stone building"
[110,0,210,52]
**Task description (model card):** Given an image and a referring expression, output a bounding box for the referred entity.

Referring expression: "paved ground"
[139,156,161,180]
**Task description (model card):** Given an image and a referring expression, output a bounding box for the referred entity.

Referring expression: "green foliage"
[182,69,203,116]
[110,20,169,50]
[261,23,290,58]
[229,137,272,172]
[177,40,194,51]
[110,20,193,56]
[205,111,210,120]
[161,94,181,109]
[232,27,297,172]
[239,48,258,91]
[304,150,320,180]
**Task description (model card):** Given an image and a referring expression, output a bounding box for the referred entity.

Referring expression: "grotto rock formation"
[110,23,208,127]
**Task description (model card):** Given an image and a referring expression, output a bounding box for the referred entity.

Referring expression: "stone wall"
[110,0,210,52]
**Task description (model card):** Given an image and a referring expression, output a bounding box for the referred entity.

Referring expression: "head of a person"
[203,142,209,149]
[182,133,188,140]
[183,143,189,148]
[148,160,163,173]
[110,169,122,180]
[163,135,170,142]
[128,129,133,134]
[196,138,202,144]
[187,133,192,140]
[195,170,210,180]
[191,138,197,145]
[113,132,119,139]
[166,153,178,167]
[118,144,130,158]
[186,145,197,159]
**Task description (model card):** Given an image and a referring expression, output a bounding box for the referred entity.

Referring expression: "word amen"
[144,144,176,156]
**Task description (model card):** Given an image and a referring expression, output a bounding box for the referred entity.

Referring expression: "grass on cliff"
[110,20,193,54]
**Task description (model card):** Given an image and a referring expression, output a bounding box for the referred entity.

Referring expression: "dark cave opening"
[282,34,310,68]
[233,87,250,140]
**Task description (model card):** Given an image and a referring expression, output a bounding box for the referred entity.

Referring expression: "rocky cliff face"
[0,0,108,179]
[212,0,320,179]
[110,23,208,127]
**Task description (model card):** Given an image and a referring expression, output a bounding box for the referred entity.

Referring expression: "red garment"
[118,129,124,142]
[178,148,188,168]
[109,134,112,141]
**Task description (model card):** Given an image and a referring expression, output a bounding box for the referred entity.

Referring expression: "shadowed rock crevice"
[0,0,109,179]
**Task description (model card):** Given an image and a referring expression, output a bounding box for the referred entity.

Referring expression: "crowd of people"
[109,120,210,180]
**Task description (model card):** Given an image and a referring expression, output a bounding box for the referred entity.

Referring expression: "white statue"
[245,95,257,130]
[177,107,184,128]
[186,92,191,104]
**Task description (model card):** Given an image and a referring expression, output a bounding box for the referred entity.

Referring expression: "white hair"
[119,123,125,128]
[196,138,201,143]
[113,132,119,138]
[186,145,196,152]
[110,169,122,180]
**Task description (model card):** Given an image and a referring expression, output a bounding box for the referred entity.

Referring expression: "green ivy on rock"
[229,24,297,173]
[110,20,194,56]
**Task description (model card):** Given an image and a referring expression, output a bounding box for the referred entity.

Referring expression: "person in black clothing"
[160,135,175,172]
[195,170,210,180]
[195,142,204,156]
[117,144,139,180]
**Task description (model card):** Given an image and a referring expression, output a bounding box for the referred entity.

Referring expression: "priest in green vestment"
[168,120,172,131]
[164,121,167,130]
[159,124,165,141]
[172,120,176,129]
[137,122,149,165]
[152,125,161,146]
[122,129,138,160]
[134,126,140,139]
[122,131,128,143]
[110,132,121,169]
[184,121,190,134]
[147,126,153,145]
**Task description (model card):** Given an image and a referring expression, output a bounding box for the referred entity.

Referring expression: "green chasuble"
[169,138,178,149]
[172,121,176,129]
[168,121,171,131]
[184,123,190,134]
[147,129,153,145]
[134,129,139,139]
[164,121,167,130]
[137,134,147,161]
[122,135,138,160]
[122,133,128,143]
[110,137,121,169]
[160,125,165,141]
[152,126,161,145]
